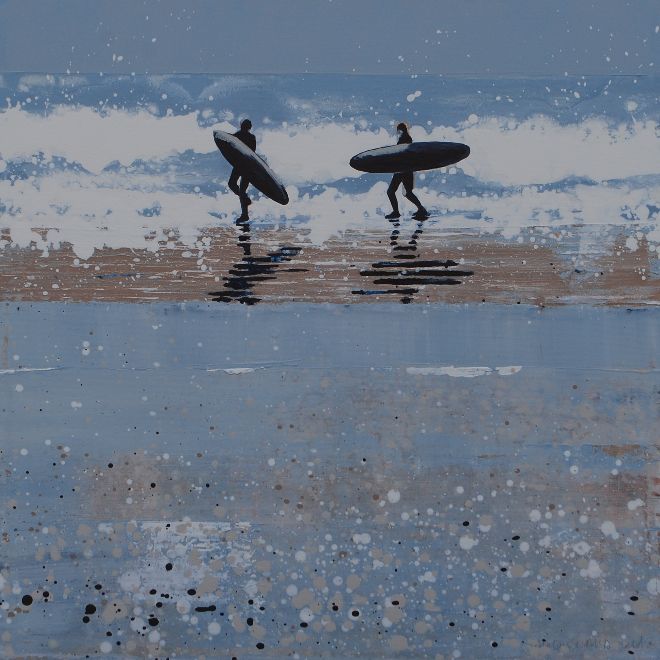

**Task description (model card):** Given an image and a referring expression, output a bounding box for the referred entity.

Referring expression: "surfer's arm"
[247,135,257,151]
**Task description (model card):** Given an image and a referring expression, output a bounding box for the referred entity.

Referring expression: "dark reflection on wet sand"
[209,220,307,304]
[352,217,474,303]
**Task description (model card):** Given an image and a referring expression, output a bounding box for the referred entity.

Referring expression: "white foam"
[2,171,657,258]
[408,366,492,378]
[1,105,657,185]
[0,105,230,173]
[444,117,660,186]
[406,366,523,378]
[495,366,523,376]
[1,105,658,257]
[0,367,59,375]
[218,367,257,375]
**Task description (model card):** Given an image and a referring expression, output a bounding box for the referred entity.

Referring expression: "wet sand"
[1,223,658,305]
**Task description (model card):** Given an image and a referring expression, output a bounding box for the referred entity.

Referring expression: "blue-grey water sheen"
[1,302,658,658]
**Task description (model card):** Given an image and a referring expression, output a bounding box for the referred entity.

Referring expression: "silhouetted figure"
[228,119,257,222]
[386,122,428,220]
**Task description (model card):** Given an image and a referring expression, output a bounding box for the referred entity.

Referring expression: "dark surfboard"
[213,130,289,205]
[349,141,470,174]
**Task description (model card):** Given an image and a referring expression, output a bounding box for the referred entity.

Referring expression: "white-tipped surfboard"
[350,141,470,174]
[213,130,289,205]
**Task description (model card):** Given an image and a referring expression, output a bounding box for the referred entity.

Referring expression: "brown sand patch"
[1,224,658,304]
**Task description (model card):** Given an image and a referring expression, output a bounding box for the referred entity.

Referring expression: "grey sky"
[0,0,657,75]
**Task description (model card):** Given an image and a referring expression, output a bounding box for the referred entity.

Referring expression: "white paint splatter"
[459,535,478,550]
[419,570,436,583]
[600,520,619,540]
[573,541,591,556]
[207,367,259,375]
[0,367,60,375]
[387,489,401,503]
[647,577,660,596]
[495,366,523,376]
[407,366,522,378]
[408,366,492,378]
[580,559,603,579]
[300,607,315,623]
[119,571,141,592]
[352,533,371,545]
[117,521,253,612]
[627,499,645,511]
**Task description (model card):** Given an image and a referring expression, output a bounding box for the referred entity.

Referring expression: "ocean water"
[2,74,660,658]
[2,301,659,657]
[0,73,658,259]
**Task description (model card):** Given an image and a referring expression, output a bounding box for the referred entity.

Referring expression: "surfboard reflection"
[209,222,307,305]
[352,218,473,303]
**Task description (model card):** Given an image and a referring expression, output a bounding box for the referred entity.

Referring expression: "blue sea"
[2,74,660,659]
[0,73,658,258]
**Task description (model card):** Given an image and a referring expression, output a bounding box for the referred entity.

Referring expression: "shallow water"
[1,301,658,657]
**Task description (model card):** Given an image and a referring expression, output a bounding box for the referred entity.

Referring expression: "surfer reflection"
[353,215,473,303]
[385,122,429,221]
[209,224,307,305]
[228,119,257,222]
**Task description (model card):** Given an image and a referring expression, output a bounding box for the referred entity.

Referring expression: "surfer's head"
[240,119,252,131]
[396,122,408,134]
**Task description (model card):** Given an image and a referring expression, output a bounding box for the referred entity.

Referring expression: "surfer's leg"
[237,188,250,221]
[239,176,251,206]
[230,170,250,220]
[403,172,428,217]
[228,168,242,196]
[386,174,402,218]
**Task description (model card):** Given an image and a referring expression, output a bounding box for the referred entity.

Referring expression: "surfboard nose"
[458,143,470,161]
[212,130,223,148]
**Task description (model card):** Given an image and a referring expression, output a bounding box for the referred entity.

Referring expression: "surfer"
[228,119,257,222]
[385,122,429,220]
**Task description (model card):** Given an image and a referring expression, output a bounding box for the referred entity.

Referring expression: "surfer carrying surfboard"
[213,126,288,213]
[228,119,257,221]
[385,122,428,220]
